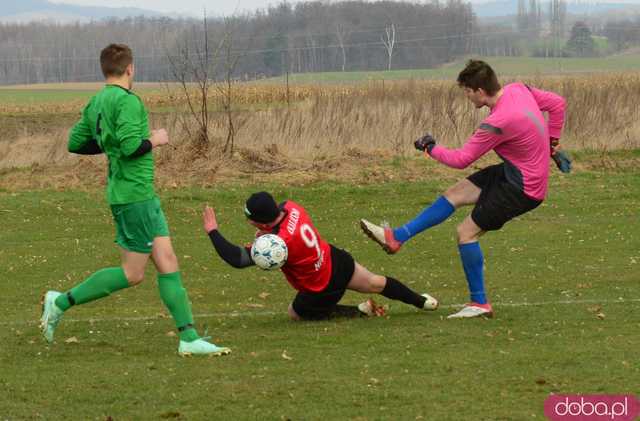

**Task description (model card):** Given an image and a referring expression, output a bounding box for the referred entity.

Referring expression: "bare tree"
[529,0,540,37]
[166,12,224,152]
[381,22,396,71]
[336,23,351,72]
[550,0,567,57]
[216,17,251,154]
[517,0,528,33]
[306,32,318,73]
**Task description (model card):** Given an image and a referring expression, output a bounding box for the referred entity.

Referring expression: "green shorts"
[111,197,170,254]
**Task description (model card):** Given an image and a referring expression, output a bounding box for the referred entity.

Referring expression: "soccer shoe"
[40,290,64,343]
[421,293,439,311]
[447,302,493,319]
[178,338,231,357]
[357,298,386,317]
[359,219,402,254]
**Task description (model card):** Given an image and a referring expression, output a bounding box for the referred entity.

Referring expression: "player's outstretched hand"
[552,150,572,173]
[202,205,219,233]
[414,133,436,153]
[150,128,169,147]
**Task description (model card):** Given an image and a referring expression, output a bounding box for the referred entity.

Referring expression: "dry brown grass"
[166,75,640,158]
[1,74,639,190]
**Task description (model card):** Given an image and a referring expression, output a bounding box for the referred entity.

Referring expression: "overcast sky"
[51,0,299,17]
[50,0,640,17]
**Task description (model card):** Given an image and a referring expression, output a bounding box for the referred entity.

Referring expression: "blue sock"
[458,242,487,304]
[393,196,455,243]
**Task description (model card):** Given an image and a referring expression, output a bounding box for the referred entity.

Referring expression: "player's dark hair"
[100,44,133,78]
[457,60,501,96]
[245,192,280,223]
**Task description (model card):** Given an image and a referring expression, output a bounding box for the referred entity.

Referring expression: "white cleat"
[357,298,386,317]
[359,219,403,254]
[447,302,493,319]
[178,338,231,357]
[40,290,64,343]
[421,293,439,311]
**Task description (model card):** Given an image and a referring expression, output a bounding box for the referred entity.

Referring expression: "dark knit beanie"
[244,191,279,223]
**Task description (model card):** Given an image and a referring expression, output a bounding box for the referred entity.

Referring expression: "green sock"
[55,267,130,311]
[157,272,199,342]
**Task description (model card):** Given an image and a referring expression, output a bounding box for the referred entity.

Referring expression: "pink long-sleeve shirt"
[430,83,566,201]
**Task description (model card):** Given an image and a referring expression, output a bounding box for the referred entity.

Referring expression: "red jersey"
[270,201,332,293]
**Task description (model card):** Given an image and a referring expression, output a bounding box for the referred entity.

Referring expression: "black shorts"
[291,245,355,320]
[467,164,542,231]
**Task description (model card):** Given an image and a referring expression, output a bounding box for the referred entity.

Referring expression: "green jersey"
[68,84,154,205]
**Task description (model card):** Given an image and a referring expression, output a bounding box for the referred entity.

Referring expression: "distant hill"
[3,0,639,22]
[474,0,640,17]
[0,0,162,23]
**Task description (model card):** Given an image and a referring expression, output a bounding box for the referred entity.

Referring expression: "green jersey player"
[40,44,229,356]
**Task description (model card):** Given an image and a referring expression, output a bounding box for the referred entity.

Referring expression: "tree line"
[1,0,640,85]
[0,0,473,84]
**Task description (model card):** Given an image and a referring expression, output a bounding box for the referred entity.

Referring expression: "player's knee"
[160,251,179,267]
[369,275,386,293]
[456,224,466,242]
[154,250,179,273]
[456,224,475,244]
[125,269,145,286]
[288,304,301,321]
[444,186,462,208]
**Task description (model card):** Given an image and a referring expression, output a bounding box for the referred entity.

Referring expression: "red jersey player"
[203,191,438,320]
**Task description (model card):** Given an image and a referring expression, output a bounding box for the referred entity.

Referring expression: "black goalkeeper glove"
[550,137,571,173]
[414,134,437,154]
[552,150,572,173]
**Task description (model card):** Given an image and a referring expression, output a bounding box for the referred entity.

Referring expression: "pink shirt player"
[430,82,566,201]
[360,60,568,320]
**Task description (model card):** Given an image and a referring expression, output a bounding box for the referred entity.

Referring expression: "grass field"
[0,83,167,109]
[2,54,640,108]
[1,162,639,419]
[267,54,640,83]
[0,89,96,105]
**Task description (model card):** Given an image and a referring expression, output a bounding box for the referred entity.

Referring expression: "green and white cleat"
[178,338,231,357]
[40,290,64,343]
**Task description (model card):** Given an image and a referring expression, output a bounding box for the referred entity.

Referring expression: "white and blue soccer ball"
[251,234,288,270]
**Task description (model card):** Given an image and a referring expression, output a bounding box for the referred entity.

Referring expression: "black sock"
[381,277,426,308]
